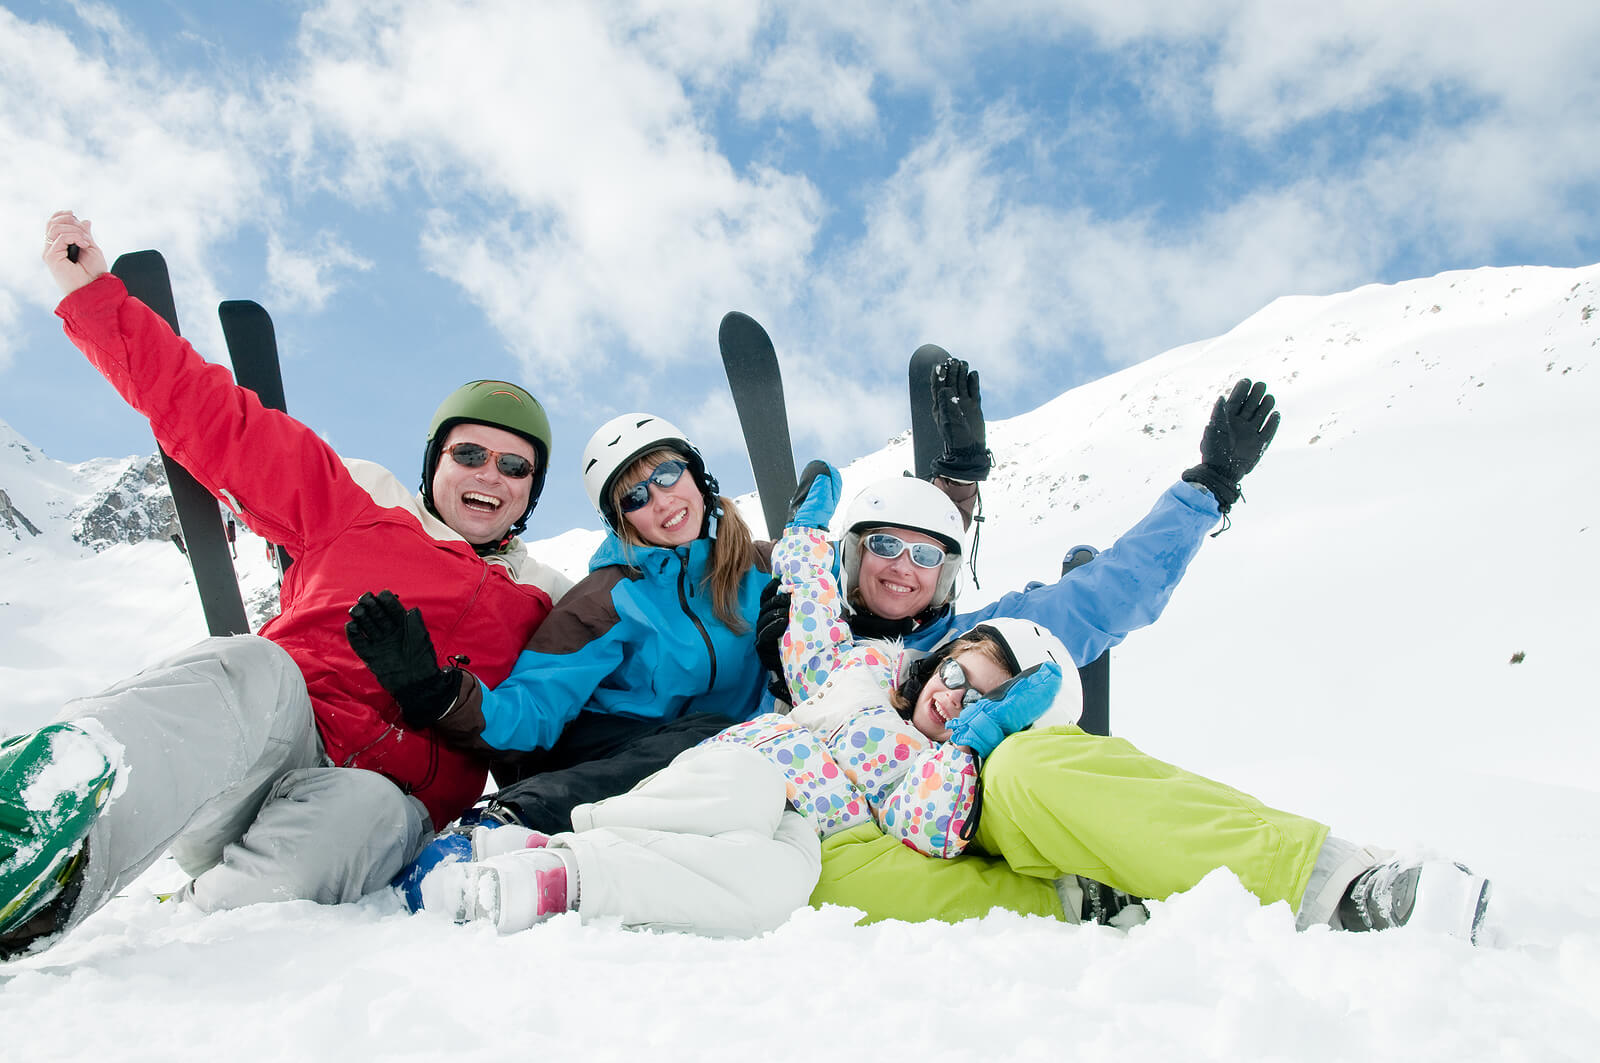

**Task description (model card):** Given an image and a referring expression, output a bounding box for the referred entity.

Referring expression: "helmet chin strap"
[472,531,516,556]
[701,472,723,540]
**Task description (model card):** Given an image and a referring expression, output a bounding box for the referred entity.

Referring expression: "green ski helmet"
[421,380,553,537]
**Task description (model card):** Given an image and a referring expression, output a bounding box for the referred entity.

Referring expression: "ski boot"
[394,817,551,913]
[1339,858,1492,944]
[419,847,574,933]
[1,724,117,954]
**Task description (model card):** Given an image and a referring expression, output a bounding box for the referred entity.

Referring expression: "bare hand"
[42,211,108,297]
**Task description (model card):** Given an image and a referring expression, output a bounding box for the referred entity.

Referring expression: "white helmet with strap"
[840,476,965,613]
[581,412,719,535]
[962,617,1083,727]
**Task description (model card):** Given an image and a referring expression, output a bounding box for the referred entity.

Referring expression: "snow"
[18,726,109,813]
[3,263,1599,1060]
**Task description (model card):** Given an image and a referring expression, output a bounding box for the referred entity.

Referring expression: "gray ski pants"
[59,635,430,931]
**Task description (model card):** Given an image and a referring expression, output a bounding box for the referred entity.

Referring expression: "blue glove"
[946,662,1062,759]
[786,459,843,530]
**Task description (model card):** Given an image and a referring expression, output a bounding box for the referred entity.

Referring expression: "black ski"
[718,311,796,539]
[219,299,292,575]
[1061,545,1111,736]
[908,344,949,479]
[110,250,251,638]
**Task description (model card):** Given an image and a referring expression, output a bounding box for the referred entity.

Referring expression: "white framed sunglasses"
[864,532,947,569]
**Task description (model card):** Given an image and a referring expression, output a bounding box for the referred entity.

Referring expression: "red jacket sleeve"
[57,274,368,555]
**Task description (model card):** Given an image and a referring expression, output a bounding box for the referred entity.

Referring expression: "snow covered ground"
[3,263,1599,1060]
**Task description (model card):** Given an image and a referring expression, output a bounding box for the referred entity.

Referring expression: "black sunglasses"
[864,532,947,569]
[618,459,690,513]
[443,442,535,479]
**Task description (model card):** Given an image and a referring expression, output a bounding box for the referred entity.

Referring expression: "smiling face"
[910,647,1013,743]
[429,423,539,546]
[853,525,946,620]
[618,450,705,548]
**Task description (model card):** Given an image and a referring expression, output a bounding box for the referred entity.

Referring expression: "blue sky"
[3,1,1597,534]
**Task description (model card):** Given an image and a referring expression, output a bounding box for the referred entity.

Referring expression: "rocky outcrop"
[0,487,41,538]
[72,454,182,550]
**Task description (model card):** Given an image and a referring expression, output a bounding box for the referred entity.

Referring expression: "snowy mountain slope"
[1,263,1597,1061]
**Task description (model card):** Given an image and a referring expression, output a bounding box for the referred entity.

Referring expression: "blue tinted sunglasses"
[864,532,947,569]
[619,459,690,513]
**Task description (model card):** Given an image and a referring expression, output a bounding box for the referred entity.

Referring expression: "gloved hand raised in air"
[346,590,461,728]
[946,662,1063,760]
[785,459,843,530]
[930,357,992,482]
[1181,378,1280,511]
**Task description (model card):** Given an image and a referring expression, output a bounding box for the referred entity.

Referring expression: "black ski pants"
[484,712,735,834]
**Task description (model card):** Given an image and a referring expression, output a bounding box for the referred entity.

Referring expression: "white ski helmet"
[963,617,1083,728]
[581,413,719,534]
[841,476,966,614]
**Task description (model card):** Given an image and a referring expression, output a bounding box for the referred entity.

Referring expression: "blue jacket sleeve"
[475,632,630,752]
[946,482,1219,666]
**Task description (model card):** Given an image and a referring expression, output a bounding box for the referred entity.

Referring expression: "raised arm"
[769,461,854,703]
[43,211,379,558]
[947,379,1281,665]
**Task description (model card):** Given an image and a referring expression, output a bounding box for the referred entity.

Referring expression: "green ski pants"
[811,726,1329,923]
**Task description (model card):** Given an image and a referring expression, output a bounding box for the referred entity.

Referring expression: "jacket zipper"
[677,548,717,691]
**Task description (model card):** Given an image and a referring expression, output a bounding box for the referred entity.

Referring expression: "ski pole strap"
[967,488,983,590]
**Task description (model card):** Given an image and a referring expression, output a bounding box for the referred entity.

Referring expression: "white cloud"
[0,6,282,359]
[737,35,877,138]
[3,0,1594,493]
[265,232,375,312]
[0,288,19,370]
[286,0,824,395]
[798,105,1387,418]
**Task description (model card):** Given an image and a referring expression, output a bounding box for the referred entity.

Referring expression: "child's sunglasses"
[936,658,988,707]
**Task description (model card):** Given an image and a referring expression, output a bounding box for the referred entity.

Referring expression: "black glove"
[1181,378,1280,510]
[346,590,460,728]
[754,578,791,702]
[929,357,992,481]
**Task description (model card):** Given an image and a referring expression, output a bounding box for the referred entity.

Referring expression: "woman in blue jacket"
[347,412,775,831]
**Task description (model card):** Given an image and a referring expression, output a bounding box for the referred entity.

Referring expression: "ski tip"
[110,248,169,273]
[719,310,772,347]
[219,299,275,329]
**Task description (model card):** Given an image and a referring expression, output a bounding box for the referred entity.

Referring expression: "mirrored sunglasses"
[618,459,690,514]
[444,442,535,479]
[936,658,987,707]
[864,532,947,569]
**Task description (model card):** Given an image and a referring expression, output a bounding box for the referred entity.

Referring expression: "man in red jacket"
[0,211,572,959]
